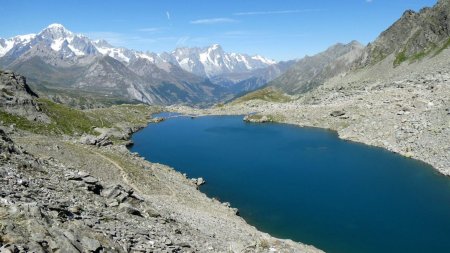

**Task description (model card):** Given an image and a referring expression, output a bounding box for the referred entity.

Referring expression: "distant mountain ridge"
[266,41,364,94]
[0,24,282,105]
[247,0,450,98]
[160,44,275,77]
[0,24,275,74]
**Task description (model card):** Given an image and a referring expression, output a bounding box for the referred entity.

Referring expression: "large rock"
[118,203,142,216]
[330,110,346,117]
[0,71,49,123]
[80,237,102,252]
[190,177,206,186]
[79,134,112,147]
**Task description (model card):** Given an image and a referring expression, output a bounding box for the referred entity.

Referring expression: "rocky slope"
[0,70,49,122]
[216,60,298,95]
[0,71,323,252]
[357,0,450,67]
[266,41,364,95]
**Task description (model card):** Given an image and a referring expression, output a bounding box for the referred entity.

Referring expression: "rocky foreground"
[0,69,323,252]
[0,127,325,253]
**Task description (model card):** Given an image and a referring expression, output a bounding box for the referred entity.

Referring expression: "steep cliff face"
[0,70,49,122]
[358,0,450,67]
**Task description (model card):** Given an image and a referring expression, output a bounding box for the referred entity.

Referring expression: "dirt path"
[87,147,177,198]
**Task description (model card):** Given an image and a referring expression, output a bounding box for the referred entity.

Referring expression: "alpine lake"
[130,113,450,253]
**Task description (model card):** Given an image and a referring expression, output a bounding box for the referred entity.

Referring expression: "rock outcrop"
[0,70,49,122]
[357,0,450,67]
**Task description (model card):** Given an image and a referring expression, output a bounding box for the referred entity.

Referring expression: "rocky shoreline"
[0,114,323,252]
[168,53,450,177]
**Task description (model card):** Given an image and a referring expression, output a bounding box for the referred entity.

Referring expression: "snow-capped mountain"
[161,44,276,77]
[0,23,276,79]
[0,23,286,105]
[0,24,99,61]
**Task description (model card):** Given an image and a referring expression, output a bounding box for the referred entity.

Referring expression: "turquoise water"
[130,115,450,253]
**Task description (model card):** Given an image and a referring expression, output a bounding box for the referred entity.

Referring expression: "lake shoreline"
[166,80,450,178]
[160,111,440,175]
[131,113,450,253]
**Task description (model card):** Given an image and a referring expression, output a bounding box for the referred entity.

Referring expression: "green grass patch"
[409,51,428,62]
[37,98,103,135]
[393,49,430,66]
[0,99,158,136]
[433,38,450,56]
[230,88,291,105]
[85,104,159,126]
[0,110,49,133]
[394,51,407,66]
[369,46,389,65]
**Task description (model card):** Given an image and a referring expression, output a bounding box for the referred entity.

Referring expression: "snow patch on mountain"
[0,40,14,57]
[50,38,66,51]
[165,44,276,77]
[0,23,277,79]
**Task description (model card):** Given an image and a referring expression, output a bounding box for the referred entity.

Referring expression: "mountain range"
[0,24,286,105]
[267,41,364,94]
[238,0,450,100]
[4,1,447,106]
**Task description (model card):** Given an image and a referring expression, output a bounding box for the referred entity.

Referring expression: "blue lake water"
[130,114,450,253]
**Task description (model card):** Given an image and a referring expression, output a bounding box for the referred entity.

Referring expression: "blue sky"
[0,0,437,61]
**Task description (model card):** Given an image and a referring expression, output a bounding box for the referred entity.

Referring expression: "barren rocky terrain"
[0,71,323,253]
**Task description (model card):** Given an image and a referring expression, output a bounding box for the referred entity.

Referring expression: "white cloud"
[233,9,324,16]
[166,11,171,20]
[190,18,238,25]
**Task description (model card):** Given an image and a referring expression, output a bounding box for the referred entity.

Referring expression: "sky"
[0,0,438,61]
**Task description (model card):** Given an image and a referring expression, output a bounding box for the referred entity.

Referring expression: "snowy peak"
[208,44,223,53]
[92,39,114,48]
[47,23,66,29]
[39,23,73,39]
[36,23,96,57]
[252,55,276,65]
[167,44,276,77]
[0,34,36,58]
[0,24,277,78]
[13,34,36,44]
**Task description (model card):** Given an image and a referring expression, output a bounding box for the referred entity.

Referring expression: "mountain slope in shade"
[267,41,364,94]
[227,60,297,94]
